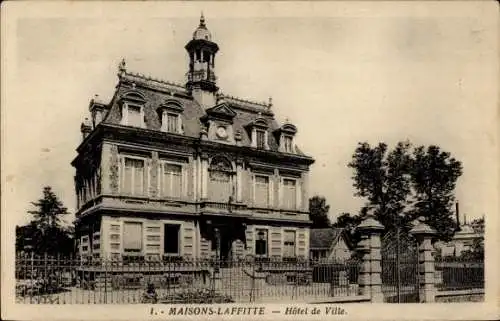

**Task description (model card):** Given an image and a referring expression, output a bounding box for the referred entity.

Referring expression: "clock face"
[216,126,228,139]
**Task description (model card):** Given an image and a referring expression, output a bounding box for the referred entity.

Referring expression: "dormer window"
[256,129,266,149]
[127,105,143,127]
[247,115,269,150]
[119,91,147,128]
[276,121,297,154]
[157,99,184,134]
[165,113,180,133]
[283,135,294,153]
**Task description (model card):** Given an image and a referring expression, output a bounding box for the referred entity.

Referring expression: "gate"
[381,229,420,303]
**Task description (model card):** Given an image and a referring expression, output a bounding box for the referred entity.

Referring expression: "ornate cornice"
[75,124,314,168]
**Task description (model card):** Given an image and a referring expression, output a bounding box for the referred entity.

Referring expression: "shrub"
[159,288,234,304]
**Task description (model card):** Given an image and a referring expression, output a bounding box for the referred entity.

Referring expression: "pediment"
[205,103,237,119]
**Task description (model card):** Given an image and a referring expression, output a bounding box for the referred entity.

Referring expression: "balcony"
[199,201,247,216]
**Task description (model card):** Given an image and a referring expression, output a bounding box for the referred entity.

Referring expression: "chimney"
[455,201,460,230]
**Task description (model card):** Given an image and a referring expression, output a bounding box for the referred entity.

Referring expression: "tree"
[348,141,463,242]
[28,186,70,230]
[348,141,413,233]
[332,212,364,247]
[470,217,485,234]
[18,186,74,255]
[332,212,362,234]
[410,145,463,241]
[460,238,484,261]
[309,196,331,228]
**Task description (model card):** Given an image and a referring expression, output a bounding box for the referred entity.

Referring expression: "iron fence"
[435,258,484,291]
[15,254,361,304]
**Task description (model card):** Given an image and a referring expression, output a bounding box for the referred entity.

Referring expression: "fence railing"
[435,259,484,291]
[15,254,361,304]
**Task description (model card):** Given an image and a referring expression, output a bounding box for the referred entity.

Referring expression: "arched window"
[208,156,234,202]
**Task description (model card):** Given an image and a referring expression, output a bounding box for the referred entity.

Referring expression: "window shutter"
[140,106,145,128]
[182,165,187,197]
[157,163,161,197]
[121,104,129,125]
[134,160,144,195]
[178,115,183,134]
[251,174,255,206]
[278,178,283,208]
[123,222,143,251]
[296,180,302,210]
[269,177,274,208]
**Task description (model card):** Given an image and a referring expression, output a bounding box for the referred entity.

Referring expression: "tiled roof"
[310,228,345,249]
[100,71,309,156]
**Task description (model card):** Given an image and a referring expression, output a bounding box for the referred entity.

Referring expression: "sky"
[2,1,498,228]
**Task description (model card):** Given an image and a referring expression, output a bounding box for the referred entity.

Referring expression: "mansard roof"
[98,70,311,157]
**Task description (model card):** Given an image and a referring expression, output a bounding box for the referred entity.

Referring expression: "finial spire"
[118,58,126,74]
[268,96,273,107]
[200,12,206,28]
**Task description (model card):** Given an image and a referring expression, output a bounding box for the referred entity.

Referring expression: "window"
[123,222,143,252]
[255,229,268,256]
[283,136,293,153]
[209,171,232,202]
[161,163,182,198]
[282,178,297,209]
[123,158,145,195]
[127,105,143,127]
[256,130,266,149]
[208,157,234,202]
[283,230,296,258]
[164,224,180,255]
[254,175,270,207]
[166,113,179,133]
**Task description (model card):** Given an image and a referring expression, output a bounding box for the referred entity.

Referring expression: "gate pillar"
[356,214,384,302]
[410,217,437,303]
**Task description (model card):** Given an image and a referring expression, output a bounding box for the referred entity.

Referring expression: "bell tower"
[185,14,219,108]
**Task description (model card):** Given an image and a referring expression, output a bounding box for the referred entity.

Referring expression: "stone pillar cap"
[410,217,436,236]
[356,214,384,232]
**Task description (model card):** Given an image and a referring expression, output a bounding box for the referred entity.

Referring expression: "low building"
[434,223,484,257]
[309,228,353,261]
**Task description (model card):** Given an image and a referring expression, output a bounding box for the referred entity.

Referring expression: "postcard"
[2,1,498,320]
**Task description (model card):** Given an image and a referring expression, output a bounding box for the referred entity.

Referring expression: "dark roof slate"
[100,71,309,156]
[310,228,345,249]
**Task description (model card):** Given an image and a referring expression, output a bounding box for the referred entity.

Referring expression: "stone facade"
[72,16,315,261]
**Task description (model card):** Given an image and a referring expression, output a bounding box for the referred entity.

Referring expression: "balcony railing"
[199,201,247,213]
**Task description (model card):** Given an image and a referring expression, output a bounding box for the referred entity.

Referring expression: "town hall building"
[72,15,315,262]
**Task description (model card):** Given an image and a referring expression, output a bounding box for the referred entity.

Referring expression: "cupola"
[185,14,220,108]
